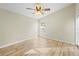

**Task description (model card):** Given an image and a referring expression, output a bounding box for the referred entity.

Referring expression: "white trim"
[40,36,75,45]
[0,38,33,49]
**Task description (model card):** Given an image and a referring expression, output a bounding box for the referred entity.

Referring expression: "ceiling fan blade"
[26,8,35,10]
[42,8,50,11]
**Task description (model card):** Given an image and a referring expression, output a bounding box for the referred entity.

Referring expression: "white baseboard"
[0,38,33,49]
[40,36,75,45]
[0,37,75,49]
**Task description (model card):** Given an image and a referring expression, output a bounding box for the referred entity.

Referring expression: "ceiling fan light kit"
[26,3,50,16]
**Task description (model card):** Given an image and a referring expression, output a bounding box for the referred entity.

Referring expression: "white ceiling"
[0,3,71,19]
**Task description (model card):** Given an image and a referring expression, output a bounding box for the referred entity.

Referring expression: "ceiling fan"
[26,3,50,15]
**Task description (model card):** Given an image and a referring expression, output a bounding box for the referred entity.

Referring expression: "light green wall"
[39,4,75,44]
[0,9,36,47]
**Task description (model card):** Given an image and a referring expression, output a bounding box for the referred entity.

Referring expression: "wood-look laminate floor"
[0,38,79,56]
[25,47,79,56]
